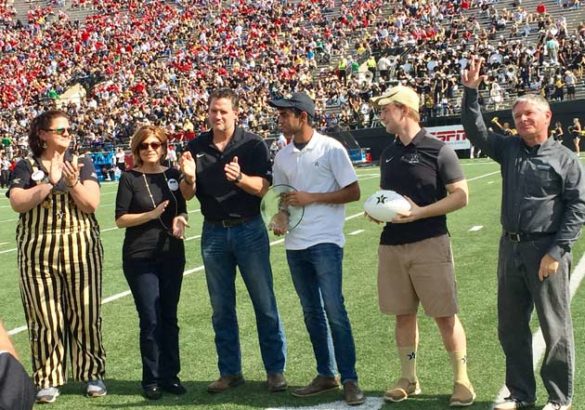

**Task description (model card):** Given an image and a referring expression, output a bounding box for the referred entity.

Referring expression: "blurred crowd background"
[0,0,584,183]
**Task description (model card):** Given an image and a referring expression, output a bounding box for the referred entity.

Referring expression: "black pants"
[124,257,185,387]
[0,170,9,188]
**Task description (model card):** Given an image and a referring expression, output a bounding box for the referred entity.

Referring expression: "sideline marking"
[492,253,585,407]
[468,225,484,232]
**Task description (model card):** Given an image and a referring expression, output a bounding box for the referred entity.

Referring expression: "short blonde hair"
[393,102,421,123]
[130,125,168,167]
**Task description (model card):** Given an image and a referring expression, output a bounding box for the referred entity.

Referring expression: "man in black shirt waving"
[462,57,585,410]
[180,88,287,394]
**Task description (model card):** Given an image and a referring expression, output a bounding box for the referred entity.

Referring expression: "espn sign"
[427,125,471,151]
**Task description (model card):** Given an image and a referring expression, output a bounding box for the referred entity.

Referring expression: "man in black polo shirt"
[179,88,287,394]
[368,85,475,407]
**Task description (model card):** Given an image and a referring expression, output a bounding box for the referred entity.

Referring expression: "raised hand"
[462,56,487,89]
[62,155,83,187]
[150,200,169,219]
[224,156,241,182]
[180,152,196,183]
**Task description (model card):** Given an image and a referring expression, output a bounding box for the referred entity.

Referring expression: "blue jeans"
[123,257,185,387]
[201,216,286,376]
[286,243,358,383]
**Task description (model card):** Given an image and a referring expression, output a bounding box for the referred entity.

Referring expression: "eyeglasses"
[139,142,162,151]
[44,128,71,135]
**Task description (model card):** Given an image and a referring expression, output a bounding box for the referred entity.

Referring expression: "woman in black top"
[115,125,188,400]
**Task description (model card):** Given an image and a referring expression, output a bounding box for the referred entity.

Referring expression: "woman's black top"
[115,168,186,261]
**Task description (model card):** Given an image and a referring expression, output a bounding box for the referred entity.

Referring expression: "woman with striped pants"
[8,110,107,404]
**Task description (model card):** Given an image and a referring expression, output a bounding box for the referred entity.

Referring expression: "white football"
[363,190,411,222]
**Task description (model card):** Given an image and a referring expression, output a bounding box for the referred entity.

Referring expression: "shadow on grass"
[57,381,494,408]
[380,393,493,409]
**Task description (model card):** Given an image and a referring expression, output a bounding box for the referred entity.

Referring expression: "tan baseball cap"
[370,85,420,113]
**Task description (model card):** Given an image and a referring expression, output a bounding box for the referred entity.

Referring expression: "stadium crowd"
[0,0,584,170]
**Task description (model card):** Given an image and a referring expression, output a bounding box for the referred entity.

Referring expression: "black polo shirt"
[186,127,272,220]
[379,128,465,245]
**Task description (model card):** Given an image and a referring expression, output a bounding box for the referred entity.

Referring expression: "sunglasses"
[44,128,71,135]
[139,142,162,151]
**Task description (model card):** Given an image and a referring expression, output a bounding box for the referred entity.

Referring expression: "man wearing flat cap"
[367,85,475,407]
[268,92,365,406]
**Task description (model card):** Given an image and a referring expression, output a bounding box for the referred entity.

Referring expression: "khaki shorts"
[378,234,458,317]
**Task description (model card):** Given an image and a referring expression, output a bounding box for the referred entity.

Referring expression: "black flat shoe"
[161,381,187,395]
[143,385,162,400]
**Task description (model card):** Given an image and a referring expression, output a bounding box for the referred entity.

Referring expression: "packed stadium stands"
[0,0,583,156]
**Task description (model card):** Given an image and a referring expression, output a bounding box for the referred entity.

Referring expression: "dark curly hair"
[29,110,69,157]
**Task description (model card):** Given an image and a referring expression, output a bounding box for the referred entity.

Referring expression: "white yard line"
[467,171,500,182]
[468,226,484,232]
[492,253,585,407]
[349,229,365,235]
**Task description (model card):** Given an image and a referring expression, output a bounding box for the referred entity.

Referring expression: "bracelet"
[235,171,243,183]
[67,179,79,188]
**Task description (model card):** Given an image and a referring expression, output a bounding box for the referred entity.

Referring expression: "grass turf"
[0,158,583,409]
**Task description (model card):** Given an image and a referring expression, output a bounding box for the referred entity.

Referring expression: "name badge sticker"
[167,178,179,191]
[31,170,45,182]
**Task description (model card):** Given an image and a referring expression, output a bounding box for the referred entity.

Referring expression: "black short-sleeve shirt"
[186,127,272,220]
[379,128,465,245]
[115,168,186,261]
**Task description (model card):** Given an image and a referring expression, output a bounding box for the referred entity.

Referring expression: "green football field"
[1,159,584,409]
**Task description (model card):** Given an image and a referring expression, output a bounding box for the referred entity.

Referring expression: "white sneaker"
[542,402,571,410]
[494,397,535,410]
[86,380,107,397]
[36,387,60,403]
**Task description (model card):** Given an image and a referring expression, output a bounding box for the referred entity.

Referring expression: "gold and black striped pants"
[17,226,106,388]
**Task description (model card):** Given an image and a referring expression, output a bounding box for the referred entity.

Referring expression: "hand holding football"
[363,190,411,222]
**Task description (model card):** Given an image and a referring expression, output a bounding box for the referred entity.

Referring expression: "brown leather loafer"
[292,375,340,397]
[207,374,245,393]
[267,373,288,392]
[343,380,366,406]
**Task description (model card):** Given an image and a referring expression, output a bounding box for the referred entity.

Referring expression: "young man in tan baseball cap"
[367,85,476,407]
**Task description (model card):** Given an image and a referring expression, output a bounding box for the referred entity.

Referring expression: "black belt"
[503,231,554,242]
[206,217,252,228]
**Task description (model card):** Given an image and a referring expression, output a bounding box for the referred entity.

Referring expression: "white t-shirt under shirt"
[272,131,357,250]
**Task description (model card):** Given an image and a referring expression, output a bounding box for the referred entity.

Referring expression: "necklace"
[142,171,178,235]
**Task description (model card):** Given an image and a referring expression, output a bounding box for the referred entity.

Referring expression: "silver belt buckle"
[509,233,521,242]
